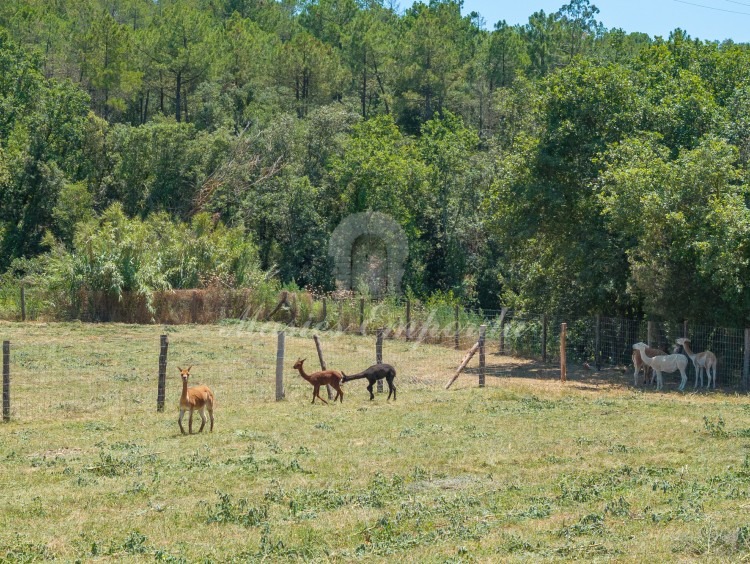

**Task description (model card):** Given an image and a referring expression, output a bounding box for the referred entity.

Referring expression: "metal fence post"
[276,331,285,401]
[157,334,168,412]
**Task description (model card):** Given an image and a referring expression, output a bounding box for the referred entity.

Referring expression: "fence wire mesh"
[2,304,750,422]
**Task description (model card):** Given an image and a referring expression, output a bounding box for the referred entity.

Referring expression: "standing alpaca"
[292,358,344,404]
[342,364,397,401]
[675,338,717,389]
[632,345,666,386]
[178,366,215,435]
[632,343,688,391]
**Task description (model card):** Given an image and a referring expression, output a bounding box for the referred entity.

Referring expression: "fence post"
[376,328,384,392]
[3,341,9,422]
[542,314,548,363]
[337,300,343,331]
[499,313,506,354]
[313,334,333,400]
[20,285,26,322]
[360,298,366,336]
[479,325,486,387]
[595,314,601,370]
[454,304,460,350]
[406,298,412,341]
[744,328,750,391]
[157,334,168,412]
[560,323,567,383]
[647,321,654,347]
[276,331,285,401]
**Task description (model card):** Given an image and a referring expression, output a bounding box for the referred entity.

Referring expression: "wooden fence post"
[454,304,460,350]
[276,331,285,401]
[560,323,567,383]
[157,334,168,412]
[542,314,548,363]
[744,328,750,391]
[595,314,601,370]
[647,321,654,348]
[499,313,506,354]
[20,285,26,322]
[478,325,486,387]
[313,334,333,400]
[3,341,9,422]
[406,298,412,341]
[360,298,366,336]
[376,329,384,392]
[337,300,343,331]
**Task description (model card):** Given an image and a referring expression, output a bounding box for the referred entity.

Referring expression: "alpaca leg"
[332,383,343,403]
[198,408,207,433]
[208,407,214,432]
[678,368,687,391]
[656,371,663,391]
[313,385,328,405]
[189,409,194,434]
[387,378,396,400]
[367,381,375,400]
[178,409,187,435]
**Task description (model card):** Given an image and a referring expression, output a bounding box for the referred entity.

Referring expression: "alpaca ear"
[177,366,182,372]
[187,365,192,372]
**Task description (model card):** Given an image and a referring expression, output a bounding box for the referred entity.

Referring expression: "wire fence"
[2,299,750,423]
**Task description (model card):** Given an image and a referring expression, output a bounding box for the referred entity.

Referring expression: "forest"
[1,0,750,325]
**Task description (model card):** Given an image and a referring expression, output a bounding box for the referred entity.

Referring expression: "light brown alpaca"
[292,358,344,405]
[178,366,215,435]
[675,338,718,389]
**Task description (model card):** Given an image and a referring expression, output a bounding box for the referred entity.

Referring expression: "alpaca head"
[293,358,306,370]
[632,342,646,351]
[178,365,193,382]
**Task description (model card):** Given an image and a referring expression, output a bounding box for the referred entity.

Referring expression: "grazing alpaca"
[632,345,667,386]
[675,338,717,389]
[342,364,397,401]
[178,366,215,435]
[632,343,688,391]
[292,358,344,404]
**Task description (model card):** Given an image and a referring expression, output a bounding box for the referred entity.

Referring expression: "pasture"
[1,321,750,562]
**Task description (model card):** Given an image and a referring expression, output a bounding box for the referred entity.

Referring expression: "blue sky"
[460,0,750,43]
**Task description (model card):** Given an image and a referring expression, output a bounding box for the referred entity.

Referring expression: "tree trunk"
[175,71,182,122]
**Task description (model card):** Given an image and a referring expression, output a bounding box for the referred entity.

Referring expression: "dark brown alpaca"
[342,364,397,401]
[292,358,344,404]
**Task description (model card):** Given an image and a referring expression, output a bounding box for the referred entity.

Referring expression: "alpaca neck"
[296,366,311,383]
[181,379,189,401]
[681,341,696,361]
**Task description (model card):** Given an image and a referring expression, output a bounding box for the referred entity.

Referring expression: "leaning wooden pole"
[560,323,567,383]
[313,334,333,400]
[478,325,486,387]
[445,341,480,390]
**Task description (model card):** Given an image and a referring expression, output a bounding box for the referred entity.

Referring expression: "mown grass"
[1,321,750,562]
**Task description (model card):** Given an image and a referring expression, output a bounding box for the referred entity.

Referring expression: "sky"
[460,0,750,43]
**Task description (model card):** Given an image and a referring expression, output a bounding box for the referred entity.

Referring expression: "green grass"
[1,321,750,561]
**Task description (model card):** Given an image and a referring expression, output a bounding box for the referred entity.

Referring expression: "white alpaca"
[632,345,666,387]
[632,342,688,391]
[675,338,717,389]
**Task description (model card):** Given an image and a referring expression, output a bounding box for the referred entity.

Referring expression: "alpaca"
[675,338,717,389]
[342,364,397,400]
[292,358,344,404]
[632,345,666,386]
[178,366,215,435]
[632,342,688,391]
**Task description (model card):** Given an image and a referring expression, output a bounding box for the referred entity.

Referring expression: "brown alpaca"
[178,366,215,435]
[292,358,344,404]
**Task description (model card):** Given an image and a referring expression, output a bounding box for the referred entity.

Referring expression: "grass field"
[1,321,750,562]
